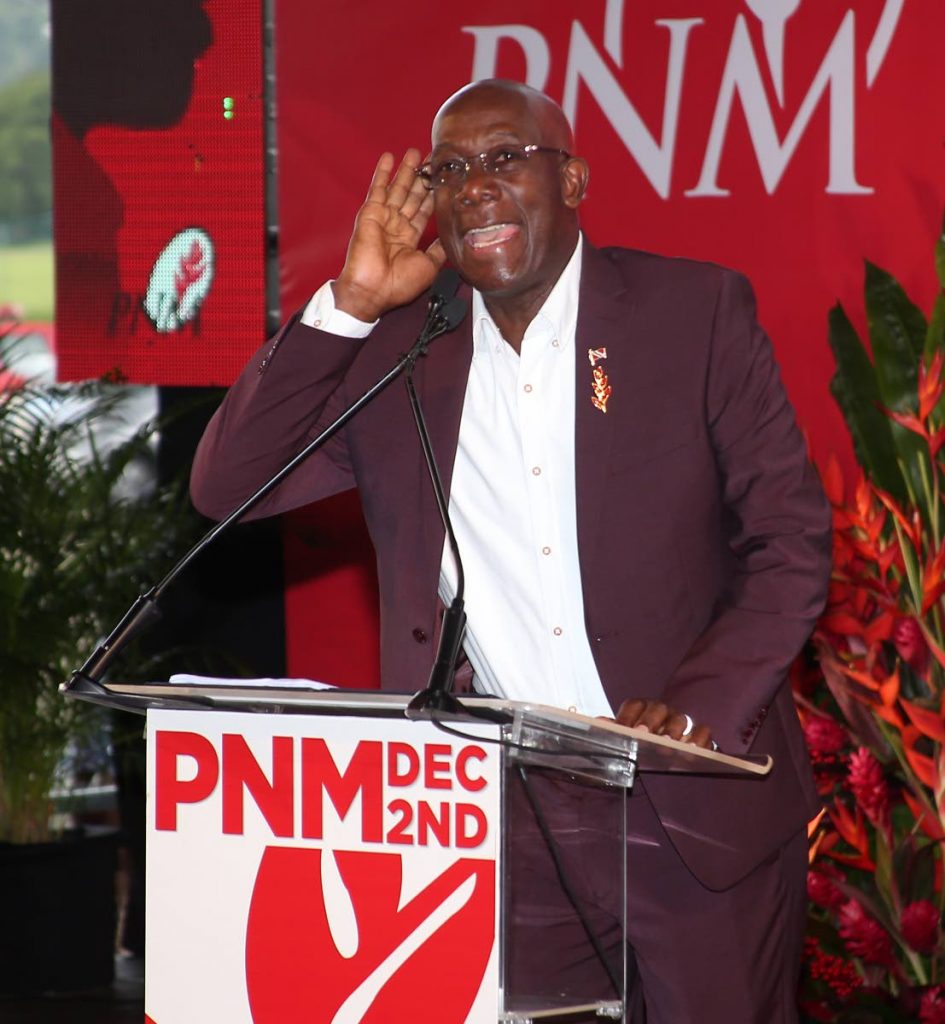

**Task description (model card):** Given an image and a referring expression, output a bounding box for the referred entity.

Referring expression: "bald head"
[432,80,575,152]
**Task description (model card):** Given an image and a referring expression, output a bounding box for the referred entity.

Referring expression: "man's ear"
[561,156,589,208]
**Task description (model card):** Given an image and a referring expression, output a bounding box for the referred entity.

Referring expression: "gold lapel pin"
[591,367,612,413]
[588,348,611,413]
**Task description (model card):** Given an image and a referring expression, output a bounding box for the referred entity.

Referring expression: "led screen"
[51,0,266,385]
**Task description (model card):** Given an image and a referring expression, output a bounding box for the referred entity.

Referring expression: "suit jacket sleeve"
[658,269,831,753]
[190,313,366,521]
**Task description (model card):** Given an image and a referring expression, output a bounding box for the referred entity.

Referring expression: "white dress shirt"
[301,238,614,716]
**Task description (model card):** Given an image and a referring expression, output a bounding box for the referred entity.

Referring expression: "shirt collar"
[471,234,583,356]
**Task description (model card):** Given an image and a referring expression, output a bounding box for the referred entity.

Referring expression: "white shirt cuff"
[300,281,378,338]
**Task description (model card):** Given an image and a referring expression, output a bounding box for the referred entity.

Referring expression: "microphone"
[440,296,467,331]
[409,267,466,359]
[431,267,461,303]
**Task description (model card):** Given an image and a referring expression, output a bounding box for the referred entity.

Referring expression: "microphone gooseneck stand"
[403,360,467,717]
[62,269,468,699]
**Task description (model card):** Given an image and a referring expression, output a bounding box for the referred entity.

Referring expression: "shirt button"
[541,545,551,555]
[553,626,563,636]
[532,466,542,476]
[412,628,428,644]
[523,383,533,393]
[568,705,577,713]
[552,339,560,348]
[313,318,322,327]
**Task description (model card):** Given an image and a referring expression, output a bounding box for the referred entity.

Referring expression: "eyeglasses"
[417,144,571,191]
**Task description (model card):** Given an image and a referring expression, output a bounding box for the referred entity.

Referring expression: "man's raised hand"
[332,150,447,322]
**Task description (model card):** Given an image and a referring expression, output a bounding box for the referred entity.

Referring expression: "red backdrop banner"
[275,0,945,473]
[275,0,945,683]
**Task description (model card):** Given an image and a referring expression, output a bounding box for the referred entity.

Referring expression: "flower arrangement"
[797,462,945,1020]
[795,218,945,1021]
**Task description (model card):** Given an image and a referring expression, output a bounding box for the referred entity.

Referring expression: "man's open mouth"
[463,224,520,250]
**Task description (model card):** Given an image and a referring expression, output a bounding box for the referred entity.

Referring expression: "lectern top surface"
[68,675,771,778]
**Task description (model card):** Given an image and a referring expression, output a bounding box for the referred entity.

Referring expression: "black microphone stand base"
[404,686,466,719]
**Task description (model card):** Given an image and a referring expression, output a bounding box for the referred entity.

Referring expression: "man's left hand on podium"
[615,698,714,749]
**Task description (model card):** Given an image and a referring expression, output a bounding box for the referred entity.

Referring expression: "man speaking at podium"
[191,79,831,1022]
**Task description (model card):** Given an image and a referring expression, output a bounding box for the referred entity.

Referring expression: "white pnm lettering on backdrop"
[463,0,906,198]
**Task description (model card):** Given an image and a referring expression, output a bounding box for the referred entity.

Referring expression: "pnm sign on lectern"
[145,710,501,1023]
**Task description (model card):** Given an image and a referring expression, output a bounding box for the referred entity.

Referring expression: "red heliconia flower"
[804,715,849,756]
[919,350,945,422]
[807,868,846,910]
[920,986,945,1024]
[838,899,893,965]
[821,455,845,507]
[893,616,931,675]
[901,900,941,954]
[873,483,921,549]
[922,545,945,615]
[846,747,890,827]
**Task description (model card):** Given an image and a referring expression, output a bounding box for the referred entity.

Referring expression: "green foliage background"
[0,0,49,91]
[0,378,202,843]
[0,241,53,320]
[0,1,52,323]
[0,71,51,236]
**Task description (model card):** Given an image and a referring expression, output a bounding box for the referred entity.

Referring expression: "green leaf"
[828,303,907,500]
[873,829,897,921]
[890,831,937,904]
[935,208,945,291]
[922,260,945,422]
[864,262,930,502]
[866,261,928,391]
[924,292,945,361]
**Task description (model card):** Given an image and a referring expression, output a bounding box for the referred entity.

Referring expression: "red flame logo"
[245,847,495,1023]
[174,239,206,301]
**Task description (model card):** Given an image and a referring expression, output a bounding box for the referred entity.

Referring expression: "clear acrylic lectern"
[65,677,770,1024]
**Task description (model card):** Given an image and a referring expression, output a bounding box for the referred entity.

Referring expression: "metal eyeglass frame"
[417,144,571,190]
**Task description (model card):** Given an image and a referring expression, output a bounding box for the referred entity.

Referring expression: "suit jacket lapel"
[412,283,474,501]
[575,242,636,576]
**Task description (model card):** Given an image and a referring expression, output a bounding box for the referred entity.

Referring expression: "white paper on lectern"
[168,673,337,689]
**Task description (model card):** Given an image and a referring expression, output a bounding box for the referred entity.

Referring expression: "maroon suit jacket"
[191,241,831,890]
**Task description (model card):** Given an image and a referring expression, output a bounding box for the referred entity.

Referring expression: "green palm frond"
[0,380,200,842]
